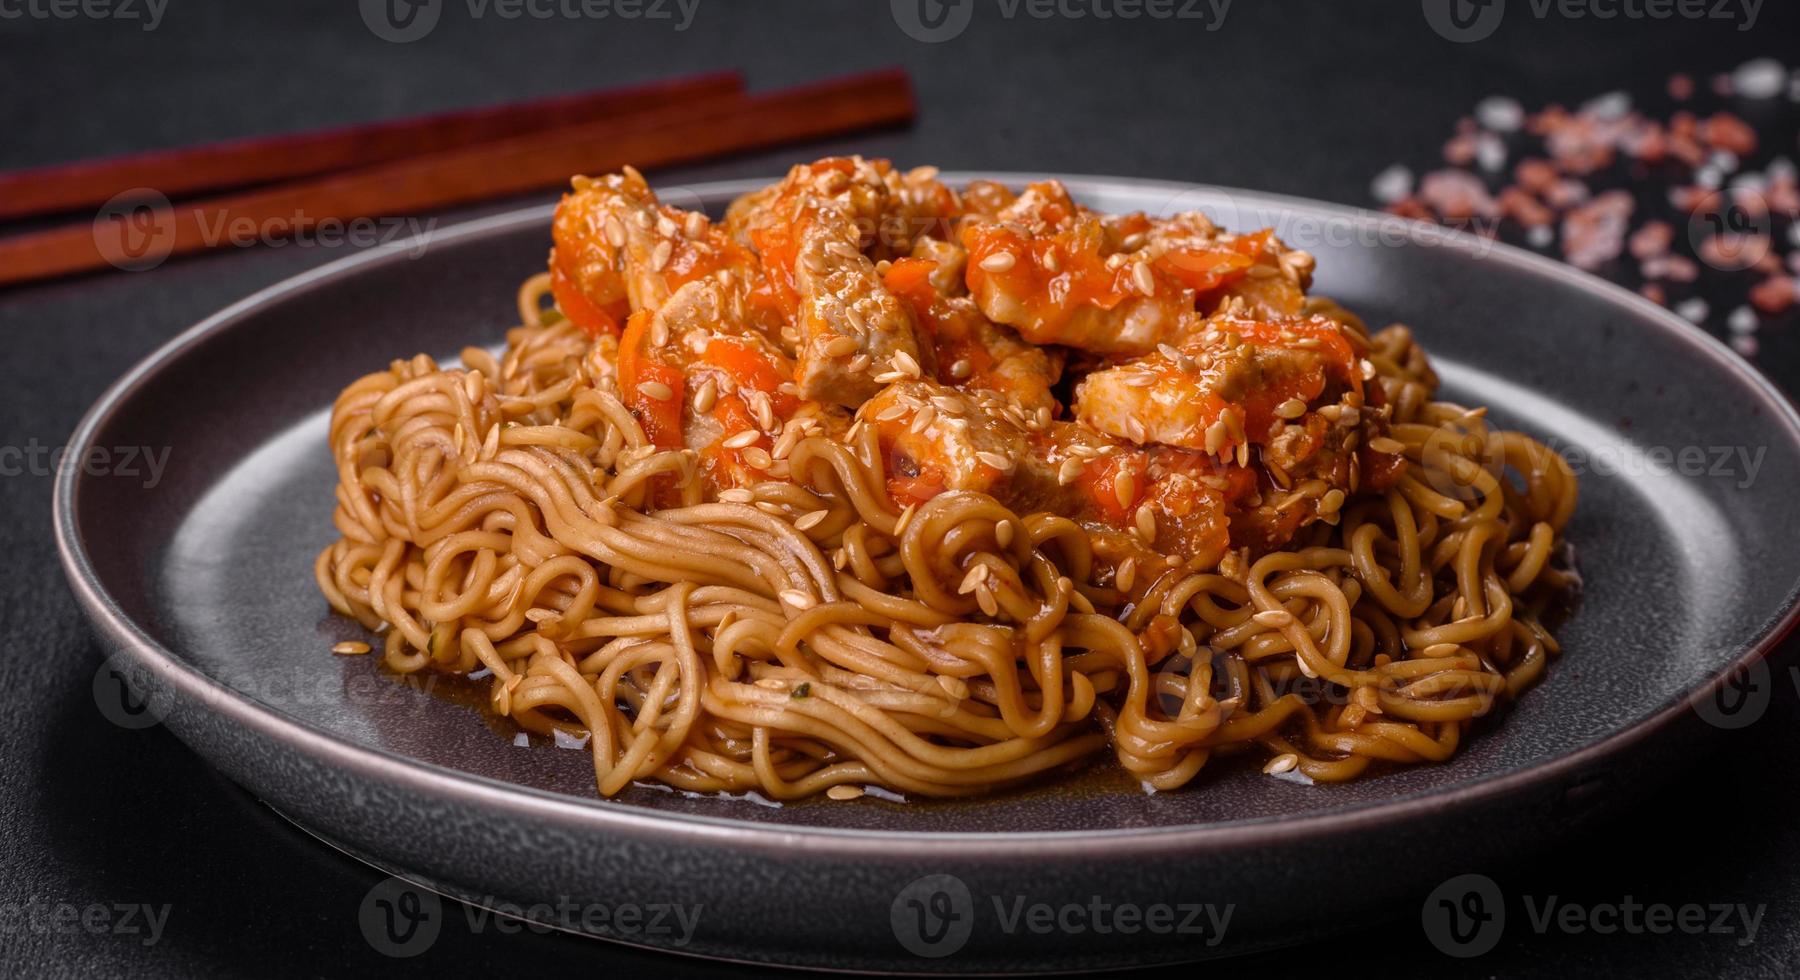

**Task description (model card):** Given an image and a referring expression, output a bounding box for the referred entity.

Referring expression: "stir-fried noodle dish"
[317,158,1579,801]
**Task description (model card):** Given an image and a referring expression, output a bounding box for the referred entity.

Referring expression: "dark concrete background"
[3,0,1799,975]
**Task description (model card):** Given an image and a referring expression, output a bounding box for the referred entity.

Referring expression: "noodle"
[315,165,1579,800]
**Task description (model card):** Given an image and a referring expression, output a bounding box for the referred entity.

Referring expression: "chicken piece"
[1115,210,1313,319]
[858,381,1029,505]
[857,379,1257,570]
[1073,315,1360,458]
[729,158,933,408]
[961,181,1193,354]
[881,256,1061,420]
[961,181,1318,353]
[550,167,768,335]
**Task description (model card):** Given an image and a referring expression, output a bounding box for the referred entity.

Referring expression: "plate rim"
[53,173,1800,857]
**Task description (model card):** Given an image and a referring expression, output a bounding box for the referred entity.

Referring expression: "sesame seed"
[826,785,865,801]
[1127,417,1147,443]
[979,252,1017,272]
[1275,398,1307,419]
[603,217,626,249]
[1116,557,1137,593]
[937,674,969,700]
[974,584,999,617]
[948,359,973,380]
[742,447,773,469]
[638,380,672,401]
[651,239,672,272]
[795,509,828,531]
[1134,505,1156,542]
[957,565,986,595]
[892,350,922,378]
[1113,472,1135,510]
[755,677,787,690]
[722,430,760,449]
[975,450,1013,471]
[1057,458,1083,485]
[1124,373,1156,388]
[718,488,754,503]
[1131,262,1155,295]
[779,589,816,610]
[694,377,718,413]
[894,503,916,536]
[1319,489,1346,514]
[1253,609,1295,628]
[684,211,706,237]
[849,354,873,373]
[995,520,1015,547]
[1203,420,1228,455]
[1368,436,1407,455]
[1420,642,1461,658]
[1263,753,1300,775]
[331,641,371,656]
[823,336,860,358]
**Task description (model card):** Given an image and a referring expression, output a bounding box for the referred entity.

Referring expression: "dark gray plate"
[55,176,1800,973]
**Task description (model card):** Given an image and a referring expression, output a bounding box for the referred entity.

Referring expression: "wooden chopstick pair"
[0,68,916,288]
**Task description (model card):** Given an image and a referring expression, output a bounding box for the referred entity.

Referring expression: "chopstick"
[0,70,746,222]
[0,68,915,289]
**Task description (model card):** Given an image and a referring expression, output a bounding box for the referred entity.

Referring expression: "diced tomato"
[961,219,1139,344]
[701,337,799,418]
[617,310,685,449]
[1155,229,1270,295]
[549,252,623,338]
[1072,453,1148,525]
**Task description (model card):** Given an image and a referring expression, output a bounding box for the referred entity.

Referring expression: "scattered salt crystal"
[1731,335,1759,357]
[1475,95,1525,133]
[553,728,591,749]
[1527,225,1554,248]
[1727,306,1758,334]
[1369,164,1414,205]
[1675,298,1710,323]
[1475,133,1508,173]
[1731,59,1786,100]
[512,732,530,747]
[1581,91,1632,121]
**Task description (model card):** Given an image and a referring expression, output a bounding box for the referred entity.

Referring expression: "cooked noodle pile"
[316,162,1578,799]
